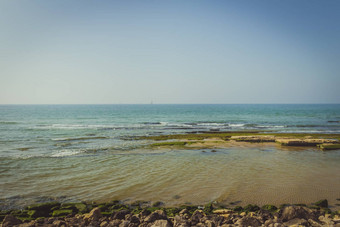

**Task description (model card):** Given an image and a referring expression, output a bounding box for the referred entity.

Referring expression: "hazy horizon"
[1,0,339,104]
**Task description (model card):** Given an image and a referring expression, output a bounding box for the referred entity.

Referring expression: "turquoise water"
[1,104,340,209]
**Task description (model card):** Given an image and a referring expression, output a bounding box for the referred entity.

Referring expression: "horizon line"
[0,103,340,105]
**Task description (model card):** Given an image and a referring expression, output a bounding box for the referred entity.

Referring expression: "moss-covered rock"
[233,206,243,212]
[152,201,164,207]
[203,203,213,214]
[244,204,260,213]
[60,202,88,213]
[261,205,278,212]
[27,201,60,211]
[314,199,328,208]
[318,143,340,150]
[52,209,73,217]
[26,201,61,217]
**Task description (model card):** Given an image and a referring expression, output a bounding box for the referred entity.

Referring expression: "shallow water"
[0,104,340,209]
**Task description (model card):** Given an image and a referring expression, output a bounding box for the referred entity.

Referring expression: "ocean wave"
[51,136,108,142]
[50,149,85,157]
[0,121,18,125]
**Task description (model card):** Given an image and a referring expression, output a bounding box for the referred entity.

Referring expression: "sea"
[1,104,340,209]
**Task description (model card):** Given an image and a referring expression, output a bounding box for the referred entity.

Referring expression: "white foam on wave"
[50,149,85,157]
[229,124,245,127]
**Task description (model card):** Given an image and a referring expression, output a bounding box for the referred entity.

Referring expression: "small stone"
[119,220,130,227]
[113,209,130,220]
[100,221,109,227]
[52,220,67,227]
[308,219,323,227]
[144,210,167,223]
[190,210,205,224]
[150,219,172,227]
[213,209,232,214]
[234,216,261,227]
[179,209,189,216]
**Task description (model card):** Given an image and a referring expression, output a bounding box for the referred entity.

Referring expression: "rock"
[318,143,340,150]
[110,219,122,226]
[205,220,215,227]
[150,219,172,227]
[231,135,275,142]
[283,218,308,226]
[234,216,261,226]
[52,220,67,227]
[314,199,328,208]
[119,220,130,227]
[276,138,336,146]
[144,210,167,223]
[179,209,189,216]
[1,215,22,226]
[319,215,335,225]
[52,209,73,217]
[281,206,314,222]
[261,205,278,212]
[308,218,323,227]
[213,209,233,214]
[112,209,130,220]
[84,207,102,222]
[26,202,61,217]
[173,215,190,227]
[100,221,109,227]
[190,210,205,225]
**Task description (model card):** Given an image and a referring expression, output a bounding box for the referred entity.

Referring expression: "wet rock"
[276,138,336,146]
[314,199,328,208]
[1,215,22,226]
[261,204,278,212]
[231,135,276,142]
[52,209,73,217]
[319,215,335,225]
[308,218,323,227]
[281,206,314,221]
[84,207,102,222]
[113,209,130,220]
[173,215,190,227]
[234,216,262,227]
[110,219,122,226]
[100,220,109,227]
[190,210,205,225]
[119,220,130,227]
[283,218,308,226]
[150,219,172,227]
[179,209,189,216]
[144,210,167,223]
[52,219,67,227]
[205,219,215,227]
[213,209,233,214]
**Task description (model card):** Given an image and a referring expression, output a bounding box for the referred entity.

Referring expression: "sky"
[0,0,339,104]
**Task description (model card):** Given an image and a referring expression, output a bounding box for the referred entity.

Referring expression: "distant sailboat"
[150,100,153,105]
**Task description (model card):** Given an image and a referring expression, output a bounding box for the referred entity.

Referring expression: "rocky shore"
[140,132,340,151]
[1,200,340,226]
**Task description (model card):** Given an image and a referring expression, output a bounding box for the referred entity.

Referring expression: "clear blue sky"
[0,0,339,104]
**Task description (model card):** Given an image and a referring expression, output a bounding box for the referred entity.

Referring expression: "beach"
[1,104,340,225]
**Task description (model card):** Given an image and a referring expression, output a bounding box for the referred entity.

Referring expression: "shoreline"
[1,199,339,226]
